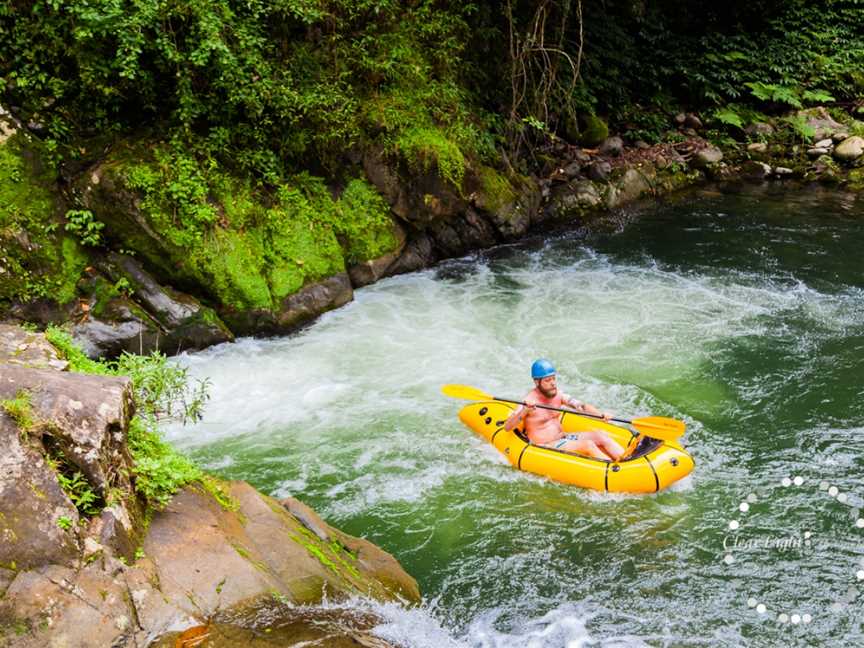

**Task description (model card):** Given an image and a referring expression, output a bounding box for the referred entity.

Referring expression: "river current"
[166,184,864,647]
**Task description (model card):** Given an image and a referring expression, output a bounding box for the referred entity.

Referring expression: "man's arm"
[504,396,536,431]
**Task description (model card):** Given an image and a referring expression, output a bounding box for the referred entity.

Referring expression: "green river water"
[167,184,864,647]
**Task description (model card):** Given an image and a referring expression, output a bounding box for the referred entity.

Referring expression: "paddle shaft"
[494,396,632,426]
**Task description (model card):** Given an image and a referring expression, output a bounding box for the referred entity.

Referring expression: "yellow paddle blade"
[630,416,686,441]
[441,384,495,401]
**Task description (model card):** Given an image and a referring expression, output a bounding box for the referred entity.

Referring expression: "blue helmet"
[531,358,556,380]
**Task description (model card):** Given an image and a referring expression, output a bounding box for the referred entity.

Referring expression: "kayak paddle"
[441,383,685,441]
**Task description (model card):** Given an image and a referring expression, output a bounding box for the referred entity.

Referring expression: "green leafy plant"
[46,326,211,508]
[56,516,73,531]
[64,210,104,246]
[56,470,101,517]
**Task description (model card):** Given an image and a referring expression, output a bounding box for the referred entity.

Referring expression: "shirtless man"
[503,359,625,461]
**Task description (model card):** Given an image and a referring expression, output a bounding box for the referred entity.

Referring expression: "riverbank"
[4,103,863,360]
[0,324,419,646]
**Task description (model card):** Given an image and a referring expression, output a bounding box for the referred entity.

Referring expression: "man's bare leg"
[560,431,624,461]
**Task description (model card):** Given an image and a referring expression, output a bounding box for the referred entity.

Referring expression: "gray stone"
[747,143,768,154]
[573,181,602,208]
[588,161,612,182]
[833,136,864,162]
[807,147,831,158]
[0,365,135,502]
[797,107,844,141]
[276,273,353,330]
[683,127,698,137]
[832,132,850,144]
[607,168,652,209]
[744,122,775,137]
[673,112,687,126]
[684,113,703,130]
[741,160,772,180]
[0,414,81,569]
[774,167,794,177]
[562,160,582,178]
[599,136,624,157]
[692,147,724,168]
[814,138,834,149]
[0,324,68,371]
[635,140,651,150]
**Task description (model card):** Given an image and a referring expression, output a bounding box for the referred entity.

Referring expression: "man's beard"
[538,384,557,398]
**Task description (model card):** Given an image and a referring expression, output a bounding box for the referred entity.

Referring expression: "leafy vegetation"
[46,326,211,509]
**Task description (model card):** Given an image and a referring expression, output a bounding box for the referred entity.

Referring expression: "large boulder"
[1,482,420,647]
[0,364,143,566]
[0,324,68,370]
[69,253,234,359]
[833,136,864,162]
[797,107,845,141]
[75,141,399,338]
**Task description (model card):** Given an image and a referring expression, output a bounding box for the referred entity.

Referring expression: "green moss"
[44,326,110,374]
[230,541,269,572]
[198,475,239,512]
[580,115,609,147]
[333,179,400,264]
[394,126,466,188]
[1,390,35,434]
[476,165,517,214]
[189,229,272,310]
[0,133,87,305]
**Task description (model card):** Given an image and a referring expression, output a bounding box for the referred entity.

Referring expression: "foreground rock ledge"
[0,482,419,647]
[0,325,419,647]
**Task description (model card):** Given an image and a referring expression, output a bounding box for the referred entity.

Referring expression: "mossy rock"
[580,115,609,147]
[0,129,88,308]
[79,142,366,329]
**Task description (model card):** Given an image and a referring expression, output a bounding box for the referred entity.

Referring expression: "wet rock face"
[1,480,420,647]
[0,414,81,569]
[70,253,234,359]
[0,324,68,370]
[0,363,142,567]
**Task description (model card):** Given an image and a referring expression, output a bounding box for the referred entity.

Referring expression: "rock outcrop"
[0,326,419,646]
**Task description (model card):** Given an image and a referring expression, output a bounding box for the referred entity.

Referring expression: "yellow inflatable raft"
[459,401,694,493]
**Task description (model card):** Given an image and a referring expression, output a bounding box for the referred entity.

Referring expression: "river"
[165,184,864,647]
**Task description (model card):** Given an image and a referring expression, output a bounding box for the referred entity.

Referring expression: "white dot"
[804,531,812,539]
[757,603,767,614]
[819,481,829,490]
[747,493,758,503]
[793,476,804,486]
[829,486,839,497]
[724,554,735,565]
[791,614,801,624]
[803,613,812,623]
[857,519,864,529]
[778,613,789,623]
[838,493,848,504]
[739,502,750,513]
[729,520,740,530]
[857,571,864,581]
[747,597,758,608]
[782,477,792,487]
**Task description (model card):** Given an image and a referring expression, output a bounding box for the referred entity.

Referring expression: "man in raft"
[504,359,625,461]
